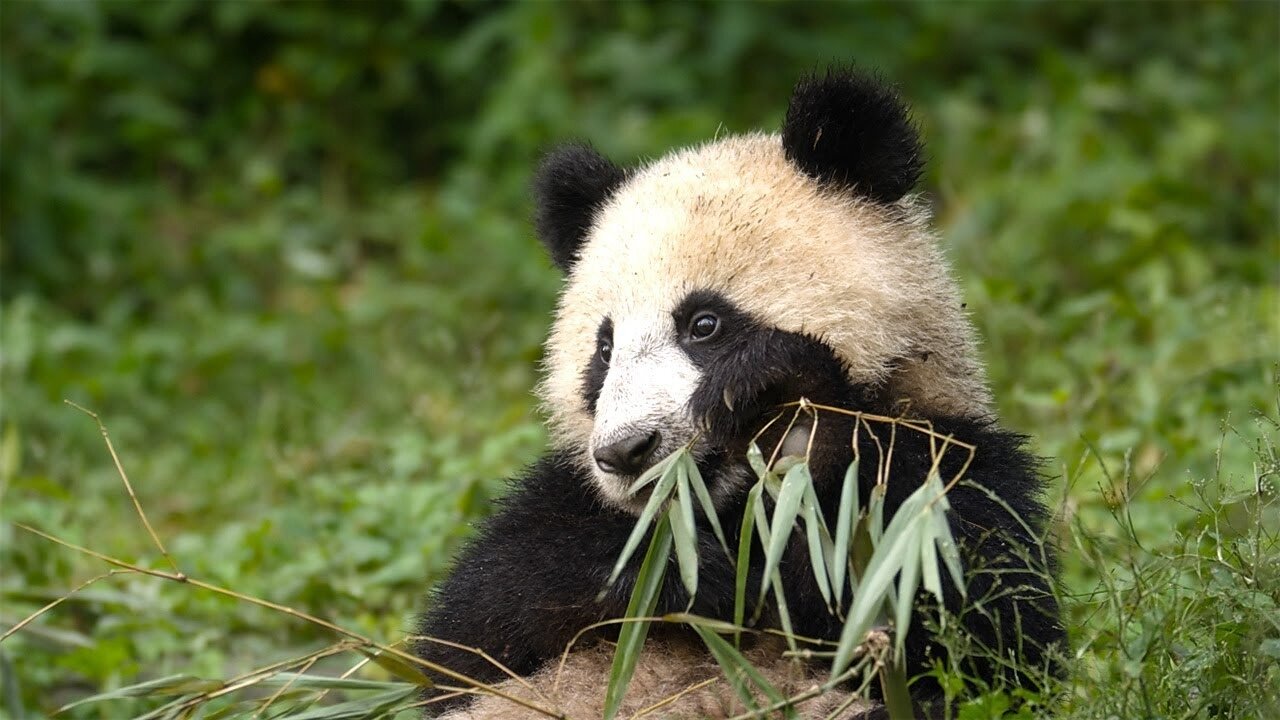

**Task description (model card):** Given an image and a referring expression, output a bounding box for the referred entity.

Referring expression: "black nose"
[594,431,662,476]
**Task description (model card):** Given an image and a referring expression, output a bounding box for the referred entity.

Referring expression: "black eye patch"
[671,290,760,366]
[580,317,612,414]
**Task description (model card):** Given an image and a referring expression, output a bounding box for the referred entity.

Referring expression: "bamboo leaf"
[691,625,793,714]
[603,457,680,593]
[627,447,683,495]
[832,459,860,609]
[868,483,887,547]
[747,442,768,479]
[271,688,416,720]
[758,462,808,610]
[750,480,774,625]
[800,482,834,613]
[832,500,930,675]
[57,676,221,712]
[604,512,674,720]
[257,674,411,691]
[920,520,942,602]
[892,525,926,657]
[734,482,762,633]
[770,571,798,653]
[926,472,966,600]
[685,453,730,557]
[353,647,431,686]
[661,613,744,634]
[669,503,699,603]
[690,625,761,712]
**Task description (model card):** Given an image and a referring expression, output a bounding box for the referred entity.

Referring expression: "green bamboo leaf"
[603,457,680,593]
[669,501,699,603]
[353,647,431,686]
[832,497,930,675]
[800,483,834,613]
[685,454,730,557]
[271,687,416,720]
[691,625,793,714]
[749,479,774,625]
[661,613,744,634]
[690,625,761,712]
[832,459,860,609]
[769,570,798,653]
[926,473,966,599]
[747,442,768,479]
[57,676,221,712]
[868,483,887,546]
[892,524,926,657]
[734,482,763,632]
[920,520,942,603]
[604,512,674,720]
[259,672,414,691]
[758,462,809,610]
[627,447,684,495]
[850,511,874,576]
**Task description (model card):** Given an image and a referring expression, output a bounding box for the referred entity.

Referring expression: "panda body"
[415,69,1063,718]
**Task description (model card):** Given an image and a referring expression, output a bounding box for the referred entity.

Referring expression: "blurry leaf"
[58,675,222,712]
[258,673,410,691]
[271,688,416,720]
[352,647,431,687]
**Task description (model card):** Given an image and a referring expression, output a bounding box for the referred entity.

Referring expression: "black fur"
[414,295,1064,714]
[782,67,924,203]
[532,144,627,271]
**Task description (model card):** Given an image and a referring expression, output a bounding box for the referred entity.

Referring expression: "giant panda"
[414,67,1064,719]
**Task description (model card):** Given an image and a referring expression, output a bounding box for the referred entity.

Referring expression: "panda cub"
[415,67,1064,718]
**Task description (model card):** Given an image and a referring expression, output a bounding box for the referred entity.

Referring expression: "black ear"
[781,67,924,204]
[532,143,627,272]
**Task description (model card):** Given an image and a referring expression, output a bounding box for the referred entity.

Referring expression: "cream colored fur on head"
[539,131,992,470]
[434,636,872,720]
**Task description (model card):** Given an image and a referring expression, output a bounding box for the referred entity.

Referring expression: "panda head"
[534,68,993,513]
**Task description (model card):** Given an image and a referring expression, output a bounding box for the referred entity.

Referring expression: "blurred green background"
[2,1,1277,718]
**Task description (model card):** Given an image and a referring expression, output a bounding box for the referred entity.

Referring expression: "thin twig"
[0,569,134,643]
[16,523,563,719]
[64,400,183,576]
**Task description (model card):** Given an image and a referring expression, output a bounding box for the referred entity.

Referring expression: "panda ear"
[781,66,924,204]
[532,143,627,272]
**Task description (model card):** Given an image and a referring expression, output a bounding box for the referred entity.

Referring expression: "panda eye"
[689,312,719,341]
[599,339,612,365]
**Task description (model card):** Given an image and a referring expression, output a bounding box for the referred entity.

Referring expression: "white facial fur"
[538,132,993,511]
[588,313,700,509]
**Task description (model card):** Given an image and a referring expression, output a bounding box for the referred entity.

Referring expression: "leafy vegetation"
[2,2,1276,718]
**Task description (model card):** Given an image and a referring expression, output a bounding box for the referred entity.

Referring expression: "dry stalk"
[11,404,567,719]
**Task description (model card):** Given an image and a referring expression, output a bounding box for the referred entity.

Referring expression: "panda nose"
[594,431,662,476]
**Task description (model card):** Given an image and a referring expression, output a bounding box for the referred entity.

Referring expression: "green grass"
[2,2,1277,718]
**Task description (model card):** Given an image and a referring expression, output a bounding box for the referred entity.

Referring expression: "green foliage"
[1,1,1276,718]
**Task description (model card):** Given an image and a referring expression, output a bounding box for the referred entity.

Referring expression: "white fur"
[540,132,992,494]
[588,315,701,511]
